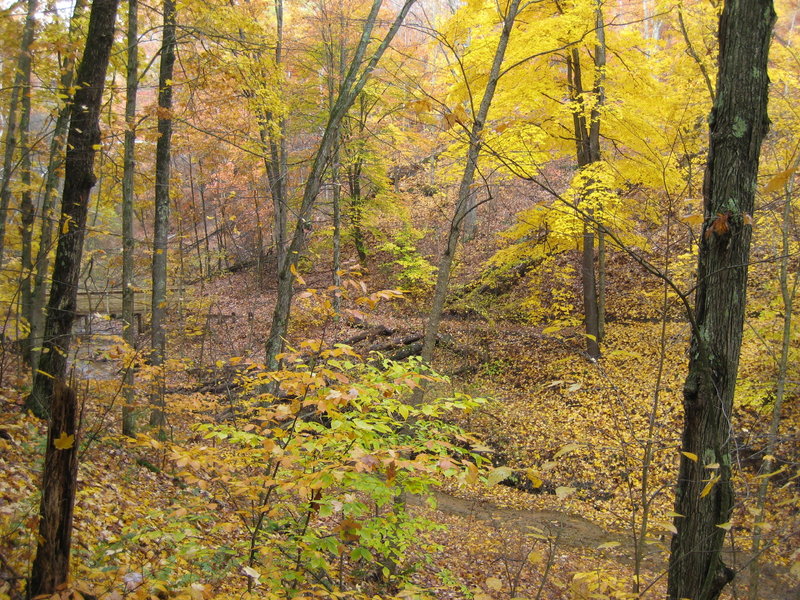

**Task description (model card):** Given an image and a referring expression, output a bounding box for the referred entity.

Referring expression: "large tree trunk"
[26,0,119,419]
[28,381,79,597]
[667,0,775,597]
[420,0,521,369]
[25,0,119,593]
[150,0,177,429]
[28,0,88,376]
[122,0,139,437]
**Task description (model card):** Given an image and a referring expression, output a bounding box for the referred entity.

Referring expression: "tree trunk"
[264,0,418,370]
[25,0,119,419]
[667,0,775,597]
[419,0,521,369]
[347,160,368,265]
[150,0,177,429]
[566,2,605,360]
[18,0,37,363]
[261,0,288,274]
[461,187,478,242]
[25,0,119,592]
[122,0,139,437]
[747,156,799,600]
[29,0,88,375]
[0,0,37,266]
[28,381,79,598]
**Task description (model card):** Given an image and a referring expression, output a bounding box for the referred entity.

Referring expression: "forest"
[0,0,797,597]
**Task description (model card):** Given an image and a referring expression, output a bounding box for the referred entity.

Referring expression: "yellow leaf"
[289,263,306,286]
[465,462,479,484]
[653,520,678,535]
[597,541,621,549]
[554,442,580,458]
[764,164,798,194]
[700,474,721,498]
[680,214,704,226]
[485,577,503,591]
[525,468,542,488]
[681,451,698,462]
[555,486,575,500]
[716,521,732,531]
[54,432,74,450]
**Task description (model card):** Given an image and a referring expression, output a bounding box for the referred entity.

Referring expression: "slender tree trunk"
[26,0,119,592]
[29,0,88,375]
[261,0,288,273]
[419,0,521,370]
[332,158,342,315]
[149,0,176,429]
[0,0,37,265]
[566,2,605,360]
[325,23,346,317]
[199,173,211,278]
[18,0,37,362]
[122,0,139,437]
[746,157,798,600]
[667,0,775,597]
[187,157,205,281]
[0,0,37,266]
[597,229,605,342]
[461,187,478,242]
[264,0,418,369]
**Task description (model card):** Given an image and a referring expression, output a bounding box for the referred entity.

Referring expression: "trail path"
[407,489,794,599]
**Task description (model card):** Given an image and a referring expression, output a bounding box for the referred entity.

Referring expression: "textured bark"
[28,0,88,375]
[667,0,775,597]
[28,381,79,598]
[26,0,119,593]
[26,0,119,418]
[122,0,139,437]
[150,0,176,428]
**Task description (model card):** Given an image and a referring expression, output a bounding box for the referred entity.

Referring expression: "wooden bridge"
[75,289,151,334]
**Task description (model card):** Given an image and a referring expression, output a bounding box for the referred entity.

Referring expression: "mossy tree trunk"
[122,0,139,437]
[667,0,775,597]
[150,0,177,429]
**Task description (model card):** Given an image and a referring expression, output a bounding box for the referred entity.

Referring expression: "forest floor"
[1,242,799,598]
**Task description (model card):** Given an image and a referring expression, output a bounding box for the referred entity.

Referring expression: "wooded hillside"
[0,0,797,598]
